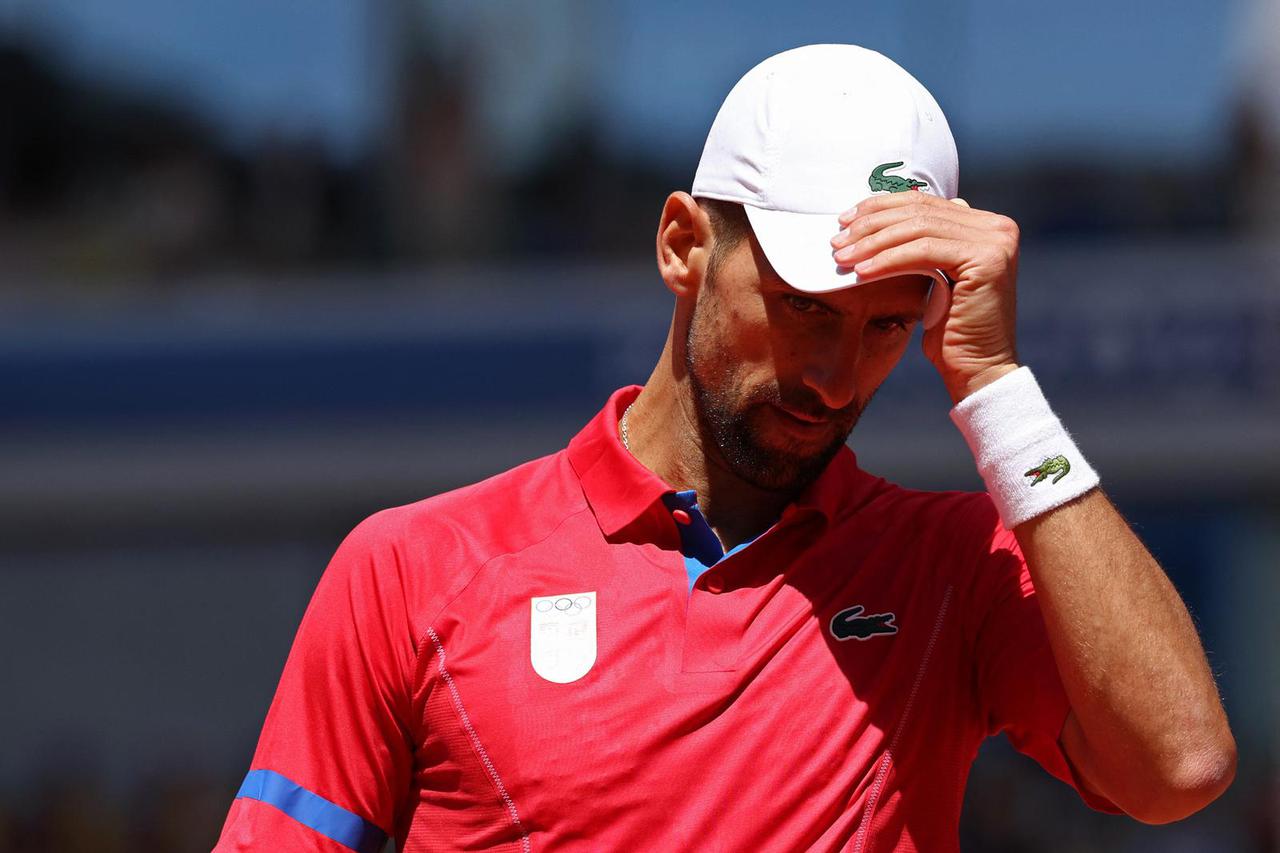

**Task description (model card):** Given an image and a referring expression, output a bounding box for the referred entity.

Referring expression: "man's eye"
[785,295,820,313]
[872,317,910,333]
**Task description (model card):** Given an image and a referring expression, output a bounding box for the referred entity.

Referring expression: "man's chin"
[731,446,840,493]
[730,416,851,493]
[685,365,860,494]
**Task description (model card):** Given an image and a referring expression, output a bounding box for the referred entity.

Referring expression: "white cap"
[692,45,958,319]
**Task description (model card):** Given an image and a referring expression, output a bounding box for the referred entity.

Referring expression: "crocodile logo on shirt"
[1024,455,1071,486]
[829,604,898,641]
[868,162,927,193]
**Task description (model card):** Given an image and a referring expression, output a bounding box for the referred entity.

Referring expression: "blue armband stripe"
[236,768,387,853]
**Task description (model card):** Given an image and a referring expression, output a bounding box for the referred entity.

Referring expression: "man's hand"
[830,192,1021,404]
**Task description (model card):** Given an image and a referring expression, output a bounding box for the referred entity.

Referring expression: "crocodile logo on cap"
[868,162,927,193]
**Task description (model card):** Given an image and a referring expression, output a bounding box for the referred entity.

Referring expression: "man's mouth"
[770,404,833,434]
[775,405,826,424]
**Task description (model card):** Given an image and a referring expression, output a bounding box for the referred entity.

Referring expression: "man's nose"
[800,331,861,412]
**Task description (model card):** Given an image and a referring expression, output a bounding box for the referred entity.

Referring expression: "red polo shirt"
[214,385,1115,853]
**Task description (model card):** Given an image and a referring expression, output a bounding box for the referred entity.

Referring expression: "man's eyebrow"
[879,303,927,318]
[769,277,926,319]
[769,280,839,309]
[877,288,932,317]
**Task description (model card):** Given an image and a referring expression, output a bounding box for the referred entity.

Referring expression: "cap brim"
[743,204,952,328]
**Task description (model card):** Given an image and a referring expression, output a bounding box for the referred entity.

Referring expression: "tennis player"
[214,44,1234,852]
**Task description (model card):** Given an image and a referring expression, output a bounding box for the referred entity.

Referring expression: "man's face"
[684,228,929,494]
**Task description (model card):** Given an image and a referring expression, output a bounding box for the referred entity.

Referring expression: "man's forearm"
[843,180,1238,821]
[1015,488,1236,823]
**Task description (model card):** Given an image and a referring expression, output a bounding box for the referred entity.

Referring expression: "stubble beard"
[684,295,866,495]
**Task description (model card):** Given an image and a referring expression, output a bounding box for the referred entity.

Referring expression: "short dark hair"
[697,197,751,281]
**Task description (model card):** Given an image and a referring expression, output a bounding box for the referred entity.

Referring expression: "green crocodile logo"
[1025,455,1071,486]
[868,161,927,194]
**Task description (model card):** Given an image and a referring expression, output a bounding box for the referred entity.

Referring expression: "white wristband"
[949,366,1099,529]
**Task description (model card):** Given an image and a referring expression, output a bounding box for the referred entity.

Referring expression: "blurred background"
[0,1,1276,851]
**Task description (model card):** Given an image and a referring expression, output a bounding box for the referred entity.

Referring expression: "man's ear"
[656,192,713,298]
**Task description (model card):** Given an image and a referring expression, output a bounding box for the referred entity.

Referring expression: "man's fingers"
[951,197,970,208]
[838,190,963,224]
[832,196,997,249]
[849,235,985,280]
[832,206,919,248]
[833,215,995,266]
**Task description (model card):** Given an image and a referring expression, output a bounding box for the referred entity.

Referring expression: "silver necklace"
[620,402,635,451]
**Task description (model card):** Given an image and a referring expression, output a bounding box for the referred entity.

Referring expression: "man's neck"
[623,379,794,553]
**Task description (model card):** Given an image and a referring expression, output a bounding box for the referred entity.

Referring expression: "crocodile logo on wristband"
[1025,455,1071,486]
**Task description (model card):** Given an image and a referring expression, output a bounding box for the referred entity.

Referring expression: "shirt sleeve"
[971,507,1121,814]
[214,513,421,852]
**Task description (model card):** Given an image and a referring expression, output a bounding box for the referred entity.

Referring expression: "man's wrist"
[949,366,1100,529]
[947,361,1021,406]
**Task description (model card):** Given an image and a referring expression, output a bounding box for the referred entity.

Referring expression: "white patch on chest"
[529,591,597,683]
